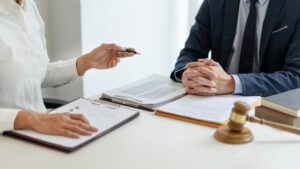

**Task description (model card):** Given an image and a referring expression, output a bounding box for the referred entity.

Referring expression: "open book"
[4,98,139,153]
[101,75,186,111]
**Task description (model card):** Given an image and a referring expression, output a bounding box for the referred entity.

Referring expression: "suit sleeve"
[170,0,211,82]
[238,17,300,97]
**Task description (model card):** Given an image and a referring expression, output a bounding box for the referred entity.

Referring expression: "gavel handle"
[248,116,300,136]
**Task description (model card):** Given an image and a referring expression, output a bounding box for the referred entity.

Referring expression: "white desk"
[1,96,300,169]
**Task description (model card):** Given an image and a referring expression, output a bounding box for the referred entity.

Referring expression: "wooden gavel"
[214,101,300,144]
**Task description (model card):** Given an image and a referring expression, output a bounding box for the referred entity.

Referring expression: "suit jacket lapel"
[221,0,240,69]
[260,0,286,65]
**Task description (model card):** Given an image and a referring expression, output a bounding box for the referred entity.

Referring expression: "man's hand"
[76,43,135,76]
[182,60,218,96]
[14,111,98,138]
[183,59,235,95]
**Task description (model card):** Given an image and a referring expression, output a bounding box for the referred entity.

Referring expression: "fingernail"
[211,88,217,93]
[211,82,217,87]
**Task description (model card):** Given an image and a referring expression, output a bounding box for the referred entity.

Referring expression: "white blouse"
[0,0,79,133]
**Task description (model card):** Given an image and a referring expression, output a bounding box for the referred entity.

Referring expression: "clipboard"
[3,98,140,153]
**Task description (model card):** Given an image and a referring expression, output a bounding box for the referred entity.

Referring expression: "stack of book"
[255,88,300,127]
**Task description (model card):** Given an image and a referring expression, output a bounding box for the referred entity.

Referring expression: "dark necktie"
[239,0,258,73]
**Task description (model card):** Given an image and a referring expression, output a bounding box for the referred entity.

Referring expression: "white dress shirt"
[0,0,79,133]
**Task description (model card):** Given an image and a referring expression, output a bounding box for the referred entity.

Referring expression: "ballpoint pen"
[120,47,141,55]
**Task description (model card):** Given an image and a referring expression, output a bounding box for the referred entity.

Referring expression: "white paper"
[157,95,260,124]
[13,98,138,149]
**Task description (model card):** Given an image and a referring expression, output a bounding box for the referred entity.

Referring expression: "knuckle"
[77,120,86,126]
[74,125,81,131]
[206,80,213,85]
[194,77,202,83]
[183,70,189,76]
[64,130,71,135]
[61,115,69,121]
[208,88,217,93]
[79,114,85,118]
[186,81,194,87]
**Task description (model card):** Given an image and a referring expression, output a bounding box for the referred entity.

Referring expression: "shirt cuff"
[173,67,187,83]
[0,109,20,133]
[64,58,79,78]
[232,75,243,94]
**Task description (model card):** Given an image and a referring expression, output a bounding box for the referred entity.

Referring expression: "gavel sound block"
[214,101,300,144]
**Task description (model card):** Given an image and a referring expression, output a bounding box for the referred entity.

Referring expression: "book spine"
[255,106,296,127]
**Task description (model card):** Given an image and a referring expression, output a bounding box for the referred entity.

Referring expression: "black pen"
[121,47,141,55]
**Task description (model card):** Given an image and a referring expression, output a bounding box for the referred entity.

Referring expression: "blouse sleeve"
[41,58,79,88]
[0,109,20,133]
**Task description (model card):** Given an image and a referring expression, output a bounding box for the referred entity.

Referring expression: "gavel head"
[214,101,254,144]
[228,101,251,132]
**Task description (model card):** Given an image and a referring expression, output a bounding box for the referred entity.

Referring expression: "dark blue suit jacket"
[171,0,300,97]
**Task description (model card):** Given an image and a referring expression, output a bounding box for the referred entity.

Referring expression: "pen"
[120,47,141,55]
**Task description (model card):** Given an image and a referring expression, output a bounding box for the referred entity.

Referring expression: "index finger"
[187,61,212,69]
[117,52,134,58]
[101,43,122,52]
[191,66,217,79]
[186,62,205,68]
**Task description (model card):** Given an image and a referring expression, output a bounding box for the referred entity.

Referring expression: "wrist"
[14,111,39,130]
[76,54,92,76]
[219,75,235,94]
[226,75,235,94]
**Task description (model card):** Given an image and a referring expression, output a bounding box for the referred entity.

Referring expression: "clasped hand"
[182,59,235,96]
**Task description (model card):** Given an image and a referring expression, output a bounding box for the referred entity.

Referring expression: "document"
[156,95,261,126]
[4,98,139,153]
[101,74,186,110]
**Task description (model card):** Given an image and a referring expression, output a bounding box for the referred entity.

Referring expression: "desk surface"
[1,96,300,169]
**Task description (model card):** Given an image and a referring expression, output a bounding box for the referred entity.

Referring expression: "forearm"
[14,111,37,130]
[171,52,208,82]
[171,1,211,82]
[238,70,300,97]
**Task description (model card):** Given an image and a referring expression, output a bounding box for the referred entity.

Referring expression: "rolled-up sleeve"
[42,58,79,88]
[0,109,20,133]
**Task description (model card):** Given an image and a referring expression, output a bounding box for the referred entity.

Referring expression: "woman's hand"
[14,111,98,138]
[76,43,135,76]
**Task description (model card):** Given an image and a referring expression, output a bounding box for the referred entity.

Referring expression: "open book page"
[102,74,185,108]
[12,98,139,149]
[157,95,261,124]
